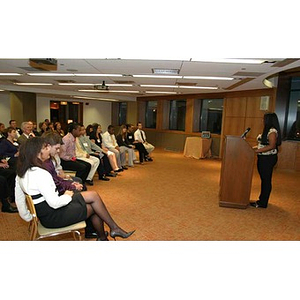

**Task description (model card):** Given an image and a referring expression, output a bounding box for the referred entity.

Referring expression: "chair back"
[25,194,39,240]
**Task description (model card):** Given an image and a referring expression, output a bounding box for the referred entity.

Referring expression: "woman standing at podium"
[251,113,281,208]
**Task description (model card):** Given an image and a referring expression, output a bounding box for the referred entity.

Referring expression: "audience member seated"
[0,158,17,207]
[59,122,91,185]
[9,120,22,139]
[78,125,111,181]
[0,123,6,140]
[90,123,121,174]
[116,125,136,167]
[126,123,149,164]
[15,137,135,241]
[43,131,100,238]
[74,125,100,185]
[38,121,48,136]
[134,122,154,161]
[0,127,19,170]
[102,125,127,170]
[54,121,65,137]
[0,175,18,213]
[17,121,35,145]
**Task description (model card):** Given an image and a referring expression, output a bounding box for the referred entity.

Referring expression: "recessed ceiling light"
[58,83,94,86]
[152,68,180,75]
[183,76,233,80]
[190,58,265,64]
[145,91,178,94]
[0,73,22,76]
[140,84,178,88]
[75,73,123,77]
[133,75,182,79]
[28,73,74,76]
[14,82,53,86]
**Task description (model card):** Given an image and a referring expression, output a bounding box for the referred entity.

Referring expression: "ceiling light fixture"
[140,84,217,90]
[145,91,178,94]
[190,58,265,64]
[0,73,22,76]
[133,75,182,79]
[58,83,94,86]
[183,76,234,80]
[152,68,180,75]
[178,85,218,90]
[75,73,123,77]
[140,84,178,88]
[73,96,119,102]
[14,82,53,86]
[28,73,75,76]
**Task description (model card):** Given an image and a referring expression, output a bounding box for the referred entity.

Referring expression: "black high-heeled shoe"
[96,231,109,241]
[110,230,135,240]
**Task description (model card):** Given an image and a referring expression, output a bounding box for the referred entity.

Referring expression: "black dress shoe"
[122,166,128,170]
[85,180,94,186]
[106,173,117,177]
[250,201,266,208]
[96,231,109,241]
[85,231,98,239]
[115,168,123,172]
[99,176,110,181]
[1,205,18,213]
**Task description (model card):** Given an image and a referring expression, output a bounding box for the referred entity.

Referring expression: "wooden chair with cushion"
[25,194,86,241]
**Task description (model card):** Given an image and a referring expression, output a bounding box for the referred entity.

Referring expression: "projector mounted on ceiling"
[94,81,109,91]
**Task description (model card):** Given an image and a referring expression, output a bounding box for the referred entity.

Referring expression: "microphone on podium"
[241,127,251,138]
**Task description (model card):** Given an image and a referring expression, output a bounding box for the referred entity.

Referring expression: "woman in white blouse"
[15,137,135,240]
[251,113,281,208]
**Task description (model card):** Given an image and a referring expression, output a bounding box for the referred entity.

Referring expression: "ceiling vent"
[271,59,299,68]
[233,71,265,78]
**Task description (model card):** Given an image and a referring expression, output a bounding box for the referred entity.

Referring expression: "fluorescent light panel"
[133,74,182,79]
[140,84,217,90]
[73,96,119,102]
[75,73,123,77]
[78,89,139,93]
[0,73,22,76]
[145,91,177,94]
[28,73,74,76]
[183,76,233,80]
[191,58,265,64]
[14,82,53,86]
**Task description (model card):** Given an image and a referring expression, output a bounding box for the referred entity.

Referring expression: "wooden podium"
[219,136,255,209]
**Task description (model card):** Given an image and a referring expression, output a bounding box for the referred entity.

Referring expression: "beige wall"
[0,92,11,126]
[10,91,36,123]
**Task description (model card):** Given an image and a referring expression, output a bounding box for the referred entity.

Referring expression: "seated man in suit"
[17,121,35,145]
[134,122,154,161]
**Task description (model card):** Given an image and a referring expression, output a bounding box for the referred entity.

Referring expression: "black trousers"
[0,167,16,201]
[60,159,91,183]
[0,175,10,207]
[133,142,148,163]
[257,154,278,208]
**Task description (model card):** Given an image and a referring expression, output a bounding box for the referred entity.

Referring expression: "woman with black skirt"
[15,137,135,240]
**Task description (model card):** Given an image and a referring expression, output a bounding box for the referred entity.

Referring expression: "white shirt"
[102,131,117,148]
[134,129,146,143]
[15,167,72,222]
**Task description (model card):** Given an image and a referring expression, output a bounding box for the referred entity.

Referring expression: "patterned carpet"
[1,148,300,241]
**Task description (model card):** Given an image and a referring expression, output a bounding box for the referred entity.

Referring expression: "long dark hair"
[261,113,281,146]
[17,137,46,177]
